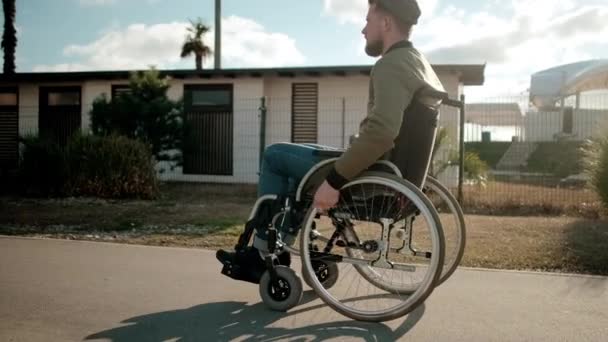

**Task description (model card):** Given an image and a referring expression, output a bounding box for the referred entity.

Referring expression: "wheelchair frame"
[222,90,466,322]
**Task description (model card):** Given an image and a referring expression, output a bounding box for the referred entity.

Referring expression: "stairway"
[496,142,538,171]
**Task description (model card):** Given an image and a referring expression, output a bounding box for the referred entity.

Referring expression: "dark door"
[183,84,233,175]
[563,107,573,134]
[0,87,18,168]
[39,86,82,146]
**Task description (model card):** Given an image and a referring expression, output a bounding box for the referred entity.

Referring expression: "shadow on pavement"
[85,290,426,341]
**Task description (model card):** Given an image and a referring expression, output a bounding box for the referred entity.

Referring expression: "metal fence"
[6,92,608,216]
[460,92,608,216]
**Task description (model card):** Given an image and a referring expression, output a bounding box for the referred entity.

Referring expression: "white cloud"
[322,0,367,25]
[324,0,608,98]
[218,16,305,68]
[423,4,608,97]
[33,16,305,72]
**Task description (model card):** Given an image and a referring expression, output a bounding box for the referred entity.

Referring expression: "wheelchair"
[219,90,466,322]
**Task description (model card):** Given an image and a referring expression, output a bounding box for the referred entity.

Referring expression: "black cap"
[377,0,421,25]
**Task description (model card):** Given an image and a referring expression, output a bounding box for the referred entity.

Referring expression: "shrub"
[432,127,489,186]
[464,151,489,186]
[526,141,584,177]
[90,67,184,167]
[582,137,608,210]
[18,135,69,197]
[18,134,158,199]
[465,142,511,169]
[66,134,159,199]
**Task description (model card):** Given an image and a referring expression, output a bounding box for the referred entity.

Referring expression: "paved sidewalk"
[1,236,606,341]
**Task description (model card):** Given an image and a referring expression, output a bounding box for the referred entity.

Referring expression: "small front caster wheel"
[259,266,303,312]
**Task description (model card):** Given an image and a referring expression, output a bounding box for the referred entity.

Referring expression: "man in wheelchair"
[216,0,445,284]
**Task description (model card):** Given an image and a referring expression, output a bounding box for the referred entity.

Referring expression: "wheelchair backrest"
[295,89,461,202]
[388,97,439,189]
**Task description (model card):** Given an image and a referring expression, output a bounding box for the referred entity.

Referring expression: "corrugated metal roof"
[0,64,485,86]
[530,59,608,109]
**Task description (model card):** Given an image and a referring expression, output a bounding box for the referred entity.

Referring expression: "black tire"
[259,266,303,312]
[302,261,339,290]
[424,176,466,286]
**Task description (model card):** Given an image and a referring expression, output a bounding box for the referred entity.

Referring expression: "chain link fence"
[4,92,608,216]
[461,92,608,216]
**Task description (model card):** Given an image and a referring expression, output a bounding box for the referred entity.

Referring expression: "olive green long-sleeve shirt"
[329,41,445,185]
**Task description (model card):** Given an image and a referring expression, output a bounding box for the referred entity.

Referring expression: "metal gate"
[183,84,233,175]
[39,86,82,146]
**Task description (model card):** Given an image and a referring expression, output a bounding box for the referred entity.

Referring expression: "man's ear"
[383,14,395,32]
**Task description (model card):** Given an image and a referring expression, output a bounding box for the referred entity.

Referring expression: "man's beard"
[365,39,383,57]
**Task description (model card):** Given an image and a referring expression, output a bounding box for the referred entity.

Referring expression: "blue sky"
[3,0,608,99]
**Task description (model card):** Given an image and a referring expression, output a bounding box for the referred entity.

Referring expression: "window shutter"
[291,83,318,143]
[0,87,18,167]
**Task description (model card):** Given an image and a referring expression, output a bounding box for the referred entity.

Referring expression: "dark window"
[0,92,17,106]
[192,89,231,106]
[184,84,233,111]
[111,85,131,100]
[48,91,80,106]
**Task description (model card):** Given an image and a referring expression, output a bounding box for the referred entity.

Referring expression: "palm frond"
[180,42,194,58]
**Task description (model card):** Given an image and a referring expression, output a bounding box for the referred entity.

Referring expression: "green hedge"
[18,134,159,199]
[464,142,511,169]
[465,141,584,177]
[526,141,584,177]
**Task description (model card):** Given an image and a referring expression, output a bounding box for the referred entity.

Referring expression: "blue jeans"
[258,143,339,197]
[253,142,340,250]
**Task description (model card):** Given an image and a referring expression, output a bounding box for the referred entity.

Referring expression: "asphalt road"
[1,236,607,341]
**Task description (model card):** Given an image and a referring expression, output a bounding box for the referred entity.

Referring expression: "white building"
[465,102,524,142]
[0,64,485,184]
[526,60,608,142]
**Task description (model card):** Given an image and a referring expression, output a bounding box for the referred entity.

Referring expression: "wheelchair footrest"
[220,261,263,285]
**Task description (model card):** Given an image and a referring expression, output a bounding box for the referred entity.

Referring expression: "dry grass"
[462,215,608,275]
[2,181,608,275]
[461,181,602,218]
[1,182,257,229]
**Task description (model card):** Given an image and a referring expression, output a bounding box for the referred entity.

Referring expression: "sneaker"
[216,249,237,265]
[216,247,267,284]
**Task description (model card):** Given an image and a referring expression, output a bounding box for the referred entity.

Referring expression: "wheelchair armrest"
[418,88,464,108]
[312,149,345,157]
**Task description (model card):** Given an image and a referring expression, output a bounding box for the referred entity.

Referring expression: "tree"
[1,0,17,74]
[89,67,185,167]
[180,18,212,70]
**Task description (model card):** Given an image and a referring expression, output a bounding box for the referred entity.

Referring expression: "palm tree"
[180,18,212,70]
[1,0,17,74]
